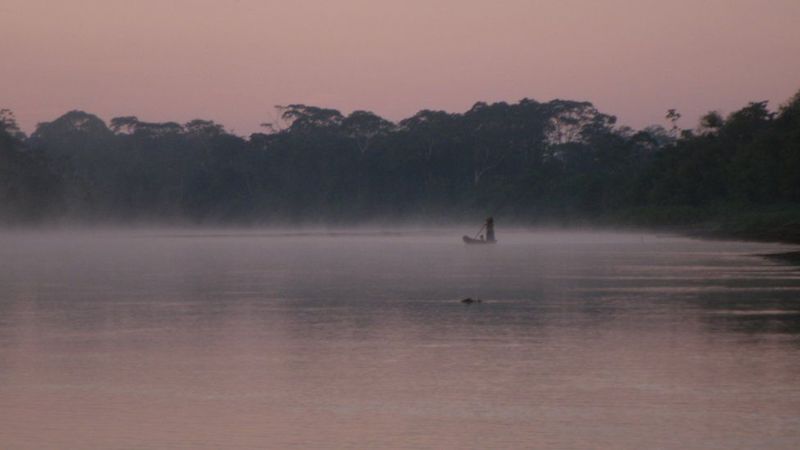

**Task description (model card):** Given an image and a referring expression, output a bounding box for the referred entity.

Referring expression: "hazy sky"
[2,0,799,135]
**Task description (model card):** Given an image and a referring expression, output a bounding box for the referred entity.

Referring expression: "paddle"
[473,224,486,240]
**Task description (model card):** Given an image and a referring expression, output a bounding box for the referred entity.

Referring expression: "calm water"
[1,229,799,449]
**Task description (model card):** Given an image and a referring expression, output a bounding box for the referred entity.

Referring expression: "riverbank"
[685,224,800,245]
[761,251,800,264]
[602,204,800,245]
[670,208,800,264]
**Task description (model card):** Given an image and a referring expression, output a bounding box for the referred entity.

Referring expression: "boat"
[462,235,496,244]
[463,217,497,244]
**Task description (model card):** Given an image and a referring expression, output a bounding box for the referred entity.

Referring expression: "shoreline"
[680,226,800,266]
[684,226,800,245]
[760,251,800,264]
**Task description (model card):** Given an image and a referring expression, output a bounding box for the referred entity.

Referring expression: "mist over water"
[1,229,799,449]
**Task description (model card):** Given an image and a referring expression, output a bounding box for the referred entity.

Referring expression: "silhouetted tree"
[2,91,799,227]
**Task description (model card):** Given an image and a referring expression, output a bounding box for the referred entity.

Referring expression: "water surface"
[1,230,799,449]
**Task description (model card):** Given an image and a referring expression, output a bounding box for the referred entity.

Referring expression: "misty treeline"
[1,92,799,225]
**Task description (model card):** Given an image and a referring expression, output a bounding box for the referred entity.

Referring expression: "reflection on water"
[1,230,799,449]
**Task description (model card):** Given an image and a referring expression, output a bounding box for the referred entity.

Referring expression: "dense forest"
[2,92,799,235]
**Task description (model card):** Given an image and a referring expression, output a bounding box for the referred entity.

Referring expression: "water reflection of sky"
[1,230,799,449]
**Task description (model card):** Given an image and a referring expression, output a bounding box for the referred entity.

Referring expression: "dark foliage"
[2,92,799,225]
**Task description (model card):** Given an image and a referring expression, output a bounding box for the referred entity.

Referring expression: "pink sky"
[2,0,799,136]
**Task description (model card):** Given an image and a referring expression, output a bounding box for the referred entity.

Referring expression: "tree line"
[1,92,799,226]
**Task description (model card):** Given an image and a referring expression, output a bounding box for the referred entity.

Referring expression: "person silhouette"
[485,217,495,242]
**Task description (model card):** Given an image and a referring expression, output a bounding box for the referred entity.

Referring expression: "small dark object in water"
[461,298,482,304]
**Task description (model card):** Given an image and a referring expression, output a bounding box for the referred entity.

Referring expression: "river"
[1,229,799,449]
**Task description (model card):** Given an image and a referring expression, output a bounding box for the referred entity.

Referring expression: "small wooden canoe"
[462,235,497,244]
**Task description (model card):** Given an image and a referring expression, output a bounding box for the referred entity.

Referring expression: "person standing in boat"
[485,217,496,242]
